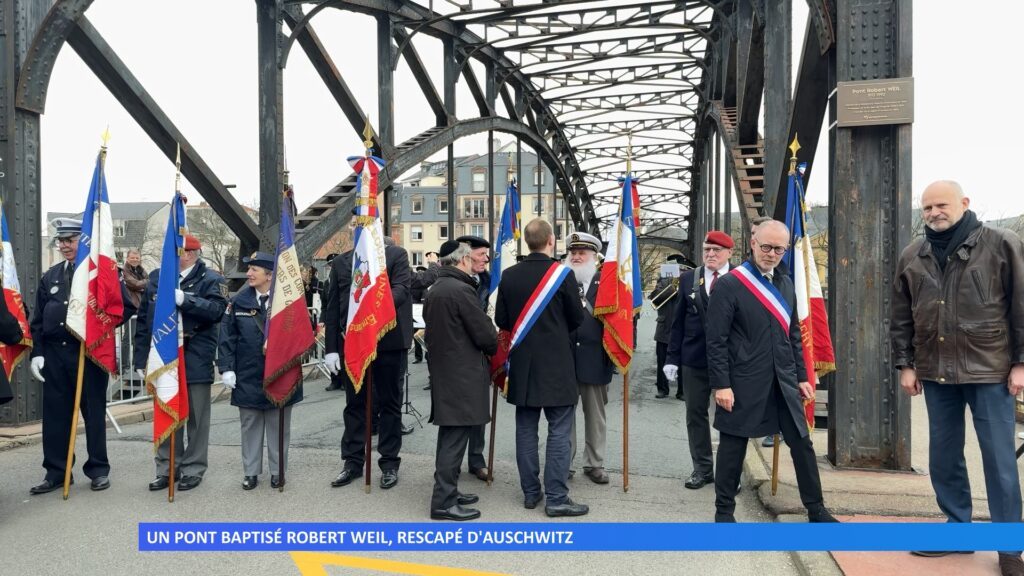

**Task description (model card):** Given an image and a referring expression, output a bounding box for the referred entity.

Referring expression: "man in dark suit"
[495,219,587,517]
[566,232,614,485]
[323,230,413,490]
[651,254,683,399]
[664,231,733,489]
[705,220,837,523]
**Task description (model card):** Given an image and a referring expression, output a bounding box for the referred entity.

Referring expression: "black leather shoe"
[91,476,110,491]
[30,478,69,495]
[431,504,480,521]
[401,423,415,435]
[715,512,737,523]
[675,393,685,400]
[412,359,423,364]
[177,475,202,491]
[242,476,258,490]
[470,467,489,481]
[380,469,399,490]
[324,383,342,391]
[655,392,668,399]
[584,468,610,484]
[271,475,283,489]
[457,493,479,505]
[684,471,714,490]
[545,498,589,517]
[807,507,839,523]
[423,384,432,390]
[910,550,975,558]
[148,476,169,491]
[524,494,543,509]
[331,468,362,487]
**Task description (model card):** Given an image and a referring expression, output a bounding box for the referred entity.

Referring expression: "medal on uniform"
[50,286,59,294]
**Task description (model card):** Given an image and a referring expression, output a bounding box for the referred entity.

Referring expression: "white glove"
[663,364,679,382]
[324,353,341,375]
[30,357,45,382]
[221,371,236,390]
[175,289,185,306]
[136,368,146,381]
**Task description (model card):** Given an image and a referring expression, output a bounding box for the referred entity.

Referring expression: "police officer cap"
[438,240,463,258]
[455,235,491,250]
[567,232,601,252]
[242,251,275,271]
[52,218,82,238]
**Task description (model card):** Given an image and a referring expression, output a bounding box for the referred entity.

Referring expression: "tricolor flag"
[594,174,642,371]
[783,161,836,430]
[146,193,189,447]
[343,154,397,393]
[66,149,124,374]
[263,186,315,406]
[0,201,31,377]
[489,179,520,295]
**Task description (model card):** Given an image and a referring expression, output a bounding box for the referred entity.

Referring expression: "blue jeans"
[923,381,1022,554]
[515,405,575,507]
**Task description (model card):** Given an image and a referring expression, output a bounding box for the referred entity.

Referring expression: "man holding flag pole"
[29,135,136,498]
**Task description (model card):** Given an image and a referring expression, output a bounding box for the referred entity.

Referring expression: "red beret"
[704,230,734,249]
[184,234,201,251]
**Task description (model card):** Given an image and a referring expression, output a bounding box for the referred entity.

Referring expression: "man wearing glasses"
[663,230,733,490]
[704,220,837,523]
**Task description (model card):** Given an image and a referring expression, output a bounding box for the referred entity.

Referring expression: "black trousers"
[41,346,110,481]
[341,350,405,471]
[431,425,472,511]
[655,342,669,394]
[681,365,713,477]
[466,425,486,471]
[413,340,424,362]
[714,381,824,518]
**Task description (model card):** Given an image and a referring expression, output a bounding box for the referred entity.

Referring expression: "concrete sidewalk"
[744,394,1024,575]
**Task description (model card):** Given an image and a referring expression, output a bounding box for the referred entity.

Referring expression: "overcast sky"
[37,1,1021,228]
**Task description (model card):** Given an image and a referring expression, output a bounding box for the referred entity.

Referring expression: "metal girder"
[256,0,283,237]
[761,0,790,216]
[14,0,94,114]
[735,0,764,145]
[66,16,263,252]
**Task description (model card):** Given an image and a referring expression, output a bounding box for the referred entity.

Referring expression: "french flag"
[146,193,189,447]
[65,149,124,374]
[0,201,32,378]
[263,186,315,406]
[594,173,642,372]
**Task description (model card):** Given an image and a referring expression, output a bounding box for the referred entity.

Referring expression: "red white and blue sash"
[731,261,792,333]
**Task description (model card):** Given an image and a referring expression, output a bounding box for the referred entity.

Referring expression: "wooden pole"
[364,366,373,494]
[486,383,498,487]
[63,344,87,500]
[278,407,286,492]
[169,433,176,502]
[770,433,780,496]
[623,371,629,493]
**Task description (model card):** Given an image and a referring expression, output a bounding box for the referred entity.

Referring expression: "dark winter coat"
[424,267,498,426]
[650,275,679,344]
[666,267,711,369]
[572,276,614,386]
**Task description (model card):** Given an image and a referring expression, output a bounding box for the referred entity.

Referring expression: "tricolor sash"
[731,261,792,333]
[490,262,572,394]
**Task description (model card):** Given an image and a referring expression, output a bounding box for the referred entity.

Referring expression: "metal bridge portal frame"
[0,0,911,471]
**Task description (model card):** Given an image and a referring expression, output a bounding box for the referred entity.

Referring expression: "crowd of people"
[14,179,1024,575]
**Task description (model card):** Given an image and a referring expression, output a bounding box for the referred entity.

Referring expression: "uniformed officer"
[135,234,227,492]
[218,252,303,490]
[28,218,137,495]
[565,232,614,485]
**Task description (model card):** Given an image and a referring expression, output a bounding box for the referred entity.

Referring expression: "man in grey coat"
[424,240,498,521]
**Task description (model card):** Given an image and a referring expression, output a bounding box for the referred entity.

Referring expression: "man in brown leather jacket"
[891,180,1024,576]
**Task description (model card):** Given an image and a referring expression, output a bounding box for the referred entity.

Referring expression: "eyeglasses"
[702,246,726,254]
[758,243,788,256]
[56,236,78,245]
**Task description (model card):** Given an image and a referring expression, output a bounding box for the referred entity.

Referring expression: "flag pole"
[622,132,634,494]
[169,434,176,502]
[486,382,498,487]
[63,344,86,500]
[771,434,780,496]
[168,143,182,504]
[364,367,373,494]
[278,407,285,492]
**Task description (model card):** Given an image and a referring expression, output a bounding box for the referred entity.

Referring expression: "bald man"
[892,180,1024,573]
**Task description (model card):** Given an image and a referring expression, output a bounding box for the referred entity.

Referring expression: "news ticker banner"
[140,522,1024,552]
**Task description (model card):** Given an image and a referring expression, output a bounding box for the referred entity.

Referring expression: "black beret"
[455,235,491,249]
[438,240,463,258]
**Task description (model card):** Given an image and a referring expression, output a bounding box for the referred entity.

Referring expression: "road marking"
[290,552,509,576]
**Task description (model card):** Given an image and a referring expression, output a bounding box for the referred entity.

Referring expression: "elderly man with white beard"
[566,232,615,484]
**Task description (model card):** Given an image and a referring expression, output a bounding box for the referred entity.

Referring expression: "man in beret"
[566,232,614,484]
[452,235,493,481]
[28,218,137,495]
[664,230,733,490]
[135,234,228,493]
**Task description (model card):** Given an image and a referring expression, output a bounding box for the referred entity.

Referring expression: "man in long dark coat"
[424,240,498,521]
[704,219,837,523]
[495,219,587,517]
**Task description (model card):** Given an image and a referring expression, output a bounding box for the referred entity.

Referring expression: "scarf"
[925,210,980,272]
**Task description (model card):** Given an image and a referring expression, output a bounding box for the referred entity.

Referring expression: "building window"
[438,198,449,214]
[464,198,486,219]
[439,225,449,240]
[113,222,126,238]
[470,224,484,237]
[411,225,423,241]
[555,223,563,240]
[533,198,543,215]
[473,170,486,193]
[411,197,423,214]
[411,252,424,266]
[556,198,566,219]
[533,168,544,186]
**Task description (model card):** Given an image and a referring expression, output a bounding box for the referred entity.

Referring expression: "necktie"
[65,262,75,287]
[259,295,269,311]
[709,270,718,292]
